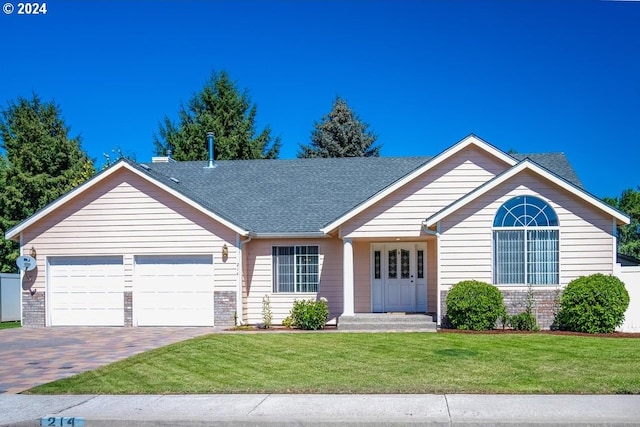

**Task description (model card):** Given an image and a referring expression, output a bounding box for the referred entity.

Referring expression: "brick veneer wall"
[214,291,236,326]
[440,288,562,330]
[22,291,45,327]
[124,291,133,327]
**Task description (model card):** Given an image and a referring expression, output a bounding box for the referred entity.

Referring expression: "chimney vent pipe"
[205,131,216,169]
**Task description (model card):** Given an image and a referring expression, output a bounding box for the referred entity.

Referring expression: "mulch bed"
[226,325,640,338]
[438,328,640,338]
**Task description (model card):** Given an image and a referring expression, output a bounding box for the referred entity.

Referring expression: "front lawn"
[27,332,640,394]
[0,321,20,330]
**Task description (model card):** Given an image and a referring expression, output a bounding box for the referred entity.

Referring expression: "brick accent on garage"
[214,291,236,326]
[440,288,562,330]
[124,291,133,327]
[22,291,45,327]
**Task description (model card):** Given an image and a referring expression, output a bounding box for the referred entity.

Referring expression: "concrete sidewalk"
[1,394,640,426]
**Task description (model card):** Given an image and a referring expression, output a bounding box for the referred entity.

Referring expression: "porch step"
[338,313,437,332]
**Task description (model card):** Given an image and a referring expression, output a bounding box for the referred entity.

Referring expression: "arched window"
[493,196,559,285]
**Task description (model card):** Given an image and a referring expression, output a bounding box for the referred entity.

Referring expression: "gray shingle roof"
[514,153,583,188]
[133,152,581,234]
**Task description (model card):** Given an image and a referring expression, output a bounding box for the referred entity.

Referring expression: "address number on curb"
[40,417,85,427]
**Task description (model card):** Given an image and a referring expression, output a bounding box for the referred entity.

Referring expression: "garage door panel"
[134,255,215,326]
[49,256,124,326]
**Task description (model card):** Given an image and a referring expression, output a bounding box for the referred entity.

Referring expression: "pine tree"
[0,94,94,272]
[298,97,381,158]
[153,70,280,160]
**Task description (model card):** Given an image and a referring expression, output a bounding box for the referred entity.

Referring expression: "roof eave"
[250,231,329,239]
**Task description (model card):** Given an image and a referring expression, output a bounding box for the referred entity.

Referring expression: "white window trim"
[272,245,320,294]
[493,226,560,286]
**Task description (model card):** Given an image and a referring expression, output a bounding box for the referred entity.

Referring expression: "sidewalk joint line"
[246,393,270,416]
[54,395,98,414]
[444,394,452,426]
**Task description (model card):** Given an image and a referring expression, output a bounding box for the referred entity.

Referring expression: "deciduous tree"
[605,187,640,259]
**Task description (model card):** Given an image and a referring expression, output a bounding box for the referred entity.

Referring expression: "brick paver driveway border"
[0,327,216,394]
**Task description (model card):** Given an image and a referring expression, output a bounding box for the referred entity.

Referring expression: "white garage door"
[134,255,214,326]
[48,256,124,326]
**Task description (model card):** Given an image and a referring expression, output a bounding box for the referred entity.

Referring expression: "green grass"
[27,332,640,395]
[0,321,20,330]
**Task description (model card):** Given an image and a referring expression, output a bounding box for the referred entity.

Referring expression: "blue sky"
[1,0,638,199]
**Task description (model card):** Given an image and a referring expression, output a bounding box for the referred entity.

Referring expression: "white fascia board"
[250,232,329,239]
[320,134,516,233]
[5,161,249,240]
[424,160,630,227]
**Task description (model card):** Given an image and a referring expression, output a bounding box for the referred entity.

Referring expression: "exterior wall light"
[222,244,229,261]
[30,246,37,259]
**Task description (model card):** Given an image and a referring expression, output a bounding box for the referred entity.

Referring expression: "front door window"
[372,243,427,313]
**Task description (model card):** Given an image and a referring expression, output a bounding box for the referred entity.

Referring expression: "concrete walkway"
[1,393,640,426]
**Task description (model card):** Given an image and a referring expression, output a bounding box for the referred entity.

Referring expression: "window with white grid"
[493,196,559,285]
[272,246,319,293]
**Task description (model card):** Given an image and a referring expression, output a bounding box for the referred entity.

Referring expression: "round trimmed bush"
[445,280,506,330]
[557,274,629,333]
[290,298,329,330]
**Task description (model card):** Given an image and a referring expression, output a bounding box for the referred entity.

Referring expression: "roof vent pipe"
[205,131,216,169]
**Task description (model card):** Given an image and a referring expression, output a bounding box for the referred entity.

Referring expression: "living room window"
[493,196,559,285]
[272,246,319,293]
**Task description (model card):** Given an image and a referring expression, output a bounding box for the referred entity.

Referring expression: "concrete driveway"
[0,326,216,394]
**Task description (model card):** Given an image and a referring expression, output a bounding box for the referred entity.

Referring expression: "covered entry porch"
[339,237,438,329]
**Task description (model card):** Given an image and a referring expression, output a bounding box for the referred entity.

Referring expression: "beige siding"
[341,145,509,238]
[353,241,371,313]
[244,238,343,324]
[439,170,616,289]
[427,240,438,313]
[23,169,238,292]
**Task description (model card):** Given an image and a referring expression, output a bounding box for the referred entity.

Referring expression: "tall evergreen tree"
[153,70,280,160]
[604,187,640,259]
[0,94,94,272]
[298,97,381,158]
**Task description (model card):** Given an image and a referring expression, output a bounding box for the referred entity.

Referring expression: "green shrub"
[281,315,293,329]
[557,274,629,333]
[290,298,329,330]
[445,280,506,331]
[509,283,540,331]
[509,312,539,331]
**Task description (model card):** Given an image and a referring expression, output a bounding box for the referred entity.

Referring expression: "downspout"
[19,233,23,326]
[236,234,253,325]
[613,217,620,276]
[435,221,442,327]
[423,221,442,327]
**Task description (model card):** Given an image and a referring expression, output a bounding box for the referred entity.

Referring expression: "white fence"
[616,264,640,332]
[0,273,20,322]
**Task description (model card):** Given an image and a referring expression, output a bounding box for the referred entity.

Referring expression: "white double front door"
[371,243,426,313]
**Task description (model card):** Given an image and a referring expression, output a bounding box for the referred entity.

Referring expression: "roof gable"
[424,158,629,228]
[320,134,521,233]
[5,160,249,240]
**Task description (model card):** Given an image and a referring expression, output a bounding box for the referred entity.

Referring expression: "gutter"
[236,234,253,325]
[250,232,329,239]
